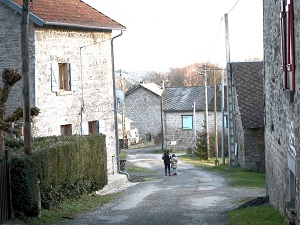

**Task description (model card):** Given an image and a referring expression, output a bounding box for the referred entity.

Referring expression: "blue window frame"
[182,115,193,130]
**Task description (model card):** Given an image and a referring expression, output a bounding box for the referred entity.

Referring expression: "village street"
[55,146,266,225]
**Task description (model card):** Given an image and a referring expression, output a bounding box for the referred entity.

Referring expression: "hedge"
[6,134,107,217]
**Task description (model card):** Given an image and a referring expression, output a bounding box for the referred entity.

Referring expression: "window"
[280,0,295,92]
[51,62,76,93]
[182,115,193,130]
[88,121,99,134]
[61,124,72,136]
[58,63,71,91]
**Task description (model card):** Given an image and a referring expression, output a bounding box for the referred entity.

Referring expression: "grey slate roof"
[163,86,227,112]
[231,61,264,129]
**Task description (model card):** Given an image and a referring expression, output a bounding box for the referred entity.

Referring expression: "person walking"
[162,150,171,176]
[170,153,178,175]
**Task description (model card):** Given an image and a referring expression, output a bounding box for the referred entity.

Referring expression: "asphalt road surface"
[55,146,266,225]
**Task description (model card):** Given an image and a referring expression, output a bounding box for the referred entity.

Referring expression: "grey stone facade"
[125,84,163,142]
[264,0,300,223]
[0,2,120,175]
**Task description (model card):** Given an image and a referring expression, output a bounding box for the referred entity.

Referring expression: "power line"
[227,0,241,14]
[205,17,224,66]
[205,0,241,67]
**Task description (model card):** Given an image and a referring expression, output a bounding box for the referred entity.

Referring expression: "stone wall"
[125,87,162,142]
[0,4,117,174]
[233,88,265,172]
[264,0,300,222]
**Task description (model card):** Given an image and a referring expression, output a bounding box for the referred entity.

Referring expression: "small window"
[61,124,72,136]
[182,115,193,130]
[51,62,76,93]
[88,121,99,134]
[58,63,71,91]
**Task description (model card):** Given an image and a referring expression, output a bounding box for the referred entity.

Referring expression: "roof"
[126,83,163,97]
[140,83,163,96]
[163,86,227,112]
[1,0,125,30]
[231,61,264,129]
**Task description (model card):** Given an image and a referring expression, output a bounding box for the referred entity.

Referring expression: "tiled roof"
[231,61,264,129]
[6,0,125,30]
[126,83,163,97]
[163,86,227,112]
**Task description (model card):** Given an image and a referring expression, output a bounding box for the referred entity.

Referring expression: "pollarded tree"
[0,68,40,152]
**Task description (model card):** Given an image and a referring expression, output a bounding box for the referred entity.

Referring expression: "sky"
[83,0,263,72]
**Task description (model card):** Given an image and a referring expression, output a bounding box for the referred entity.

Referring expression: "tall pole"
[161,81,164,150]
[225,13,235,166]
[213,70,218,165]
[193,101,196,150]
[204,67,210,158]
[121,69,126,149]
[22,0,31,154]
[221,70,225,165]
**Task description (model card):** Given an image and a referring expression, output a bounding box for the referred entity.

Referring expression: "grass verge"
[179,154,265,188]
[126,165,156,182]
[227,204,287,225]
[23,193,120,225]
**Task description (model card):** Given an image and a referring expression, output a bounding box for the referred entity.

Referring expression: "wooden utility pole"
[213,70,218,165]
[21,0,32,154]
[224,13,235,166]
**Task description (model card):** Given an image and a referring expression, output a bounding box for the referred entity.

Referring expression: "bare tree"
[0,68,40,153]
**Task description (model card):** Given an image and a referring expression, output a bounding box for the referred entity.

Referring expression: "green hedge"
[7,135,107,217]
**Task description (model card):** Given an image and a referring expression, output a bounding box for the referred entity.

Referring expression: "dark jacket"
[162,152,171,164]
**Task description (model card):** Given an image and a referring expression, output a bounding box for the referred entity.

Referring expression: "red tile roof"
[11,0,125,30]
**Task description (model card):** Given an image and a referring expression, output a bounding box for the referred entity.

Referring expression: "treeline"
[116,62,224,92]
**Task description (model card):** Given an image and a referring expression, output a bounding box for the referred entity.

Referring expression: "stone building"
[231,61,265,172]
[264,0,300,223]
[163,86,226,151]
[124,83,163,143]
[0,0,126,174]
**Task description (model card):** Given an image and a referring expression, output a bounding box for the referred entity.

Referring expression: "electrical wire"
[227,0,241,14]
[205,0,241,67]
[205,17,224,66]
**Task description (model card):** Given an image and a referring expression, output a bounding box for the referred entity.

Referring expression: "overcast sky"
[83,0,263,72]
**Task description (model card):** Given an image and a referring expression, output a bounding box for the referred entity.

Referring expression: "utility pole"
[224,13,235,166]
[221,70,225,165]
[193,101,196,150]
[213,70,218,165]
[120,70,126,149]
[203,66,210,159]
[22,0,32,154]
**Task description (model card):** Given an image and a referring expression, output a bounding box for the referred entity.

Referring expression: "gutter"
[111,31,130,179]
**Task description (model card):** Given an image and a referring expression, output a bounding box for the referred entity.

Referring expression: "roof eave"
[44,21,126,31]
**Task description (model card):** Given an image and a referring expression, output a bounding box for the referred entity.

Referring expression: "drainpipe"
[111,31,130,179]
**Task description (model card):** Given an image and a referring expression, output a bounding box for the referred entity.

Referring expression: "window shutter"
[70,63,77,91]
[280,0,287,90]
[51,63,59,92]
[286,0,295,92]
[98,120,106,135]
[81,122,89,135]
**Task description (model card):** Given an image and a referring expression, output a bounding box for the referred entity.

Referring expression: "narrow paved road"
[55,146,265,225]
